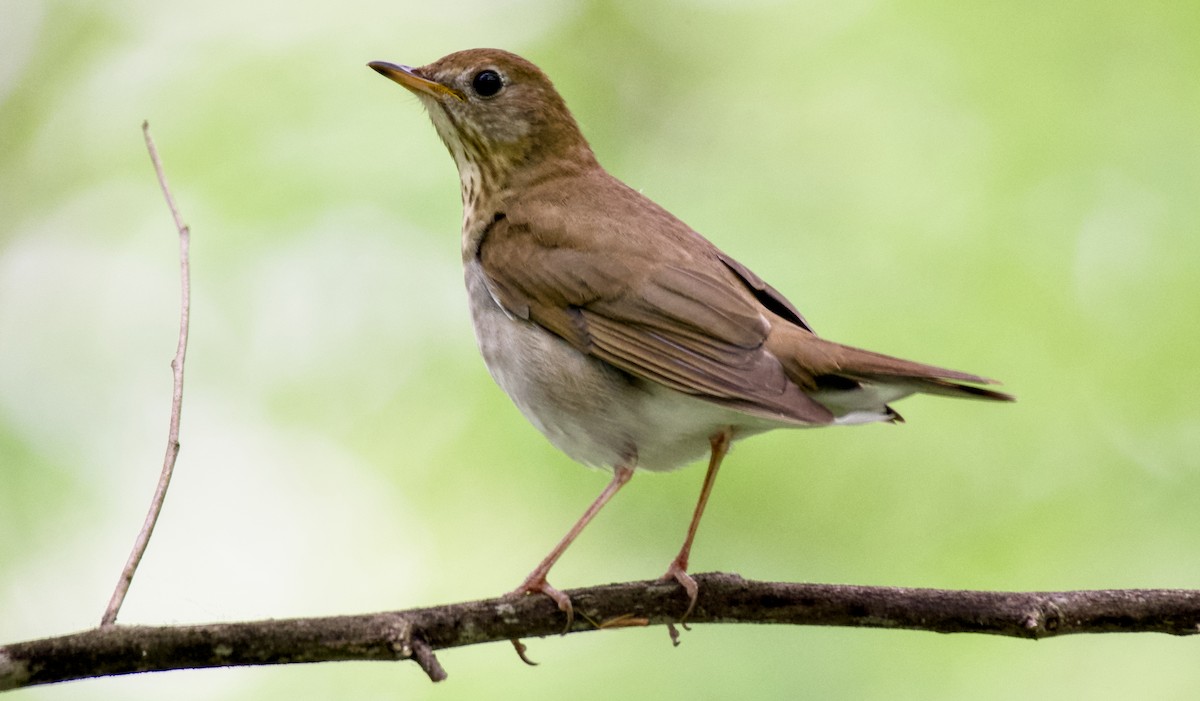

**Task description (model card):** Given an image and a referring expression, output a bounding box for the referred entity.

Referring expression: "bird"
[368,48,1012,624]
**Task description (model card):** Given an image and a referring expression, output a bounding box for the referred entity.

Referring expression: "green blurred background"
[3,0,1199,698]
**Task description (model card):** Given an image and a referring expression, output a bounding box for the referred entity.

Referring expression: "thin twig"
[5,574,1200,691]
[99,121,192,627]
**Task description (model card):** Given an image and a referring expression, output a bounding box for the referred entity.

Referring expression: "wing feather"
[478,213,833,424]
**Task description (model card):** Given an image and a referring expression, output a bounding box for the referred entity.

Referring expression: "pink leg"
[661,428,733,620]
[512,464,635,627]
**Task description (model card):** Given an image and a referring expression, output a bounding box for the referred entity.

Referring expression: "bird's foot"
[506,574,575,665]
[510,573,575,631]
[659,557,699,624]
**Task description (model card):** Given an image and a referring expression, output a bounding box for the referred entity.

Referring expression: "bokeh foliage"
[2,1,1199,699]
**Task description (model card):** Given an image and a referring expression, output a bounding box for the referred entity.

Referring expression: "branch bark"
[5,573,1200,691]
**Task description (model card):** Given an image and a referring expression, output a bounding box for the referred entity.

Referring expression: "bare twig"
[6,574,1200,691]
[100,121,192,627]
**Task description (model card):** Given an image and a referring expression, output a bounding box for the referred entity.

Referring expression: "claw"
[666,622,682,647]
[509,638,539,666]
[511,575,575,631]
[660,558,699,624]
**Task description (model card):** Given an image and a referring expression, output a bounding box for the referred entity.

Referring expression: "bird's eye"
[471,69,503,97]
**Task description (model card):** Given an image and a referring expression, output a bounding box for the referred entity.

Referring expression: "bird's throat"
[455,153,513,260]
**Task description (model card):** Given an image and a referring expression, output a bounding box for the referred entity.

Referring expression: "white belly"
[463,260,778,472]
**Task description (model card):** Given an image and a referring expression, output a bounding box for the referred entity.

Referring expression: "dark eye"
[471,69,503,97]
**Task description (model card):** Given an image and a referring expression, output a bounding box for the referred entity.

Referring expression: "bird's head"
[369,49,596,192]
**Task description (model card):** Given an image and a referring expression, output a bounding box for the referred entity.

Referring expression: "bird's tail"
[768,329,1014,421]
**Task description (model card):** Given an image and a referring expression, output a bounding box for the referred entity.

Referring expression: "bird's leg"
[660,427,732,621]
[511,464,635,628]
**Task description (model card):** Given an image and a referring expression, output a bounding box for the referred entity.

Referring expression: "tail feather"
[850,373,1015,402]
[770,328,1015,404]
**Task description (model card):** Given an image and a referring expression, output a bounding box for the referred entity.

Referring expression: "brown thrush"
[368,49,1012,623]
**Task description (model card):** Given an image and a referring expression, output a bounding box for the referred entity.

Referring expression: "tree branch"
[100,121,192,627]
[5,573,1200,691]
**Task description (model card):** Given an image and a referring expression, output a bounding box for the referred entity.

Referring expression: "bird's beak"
[368,61,465,102]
